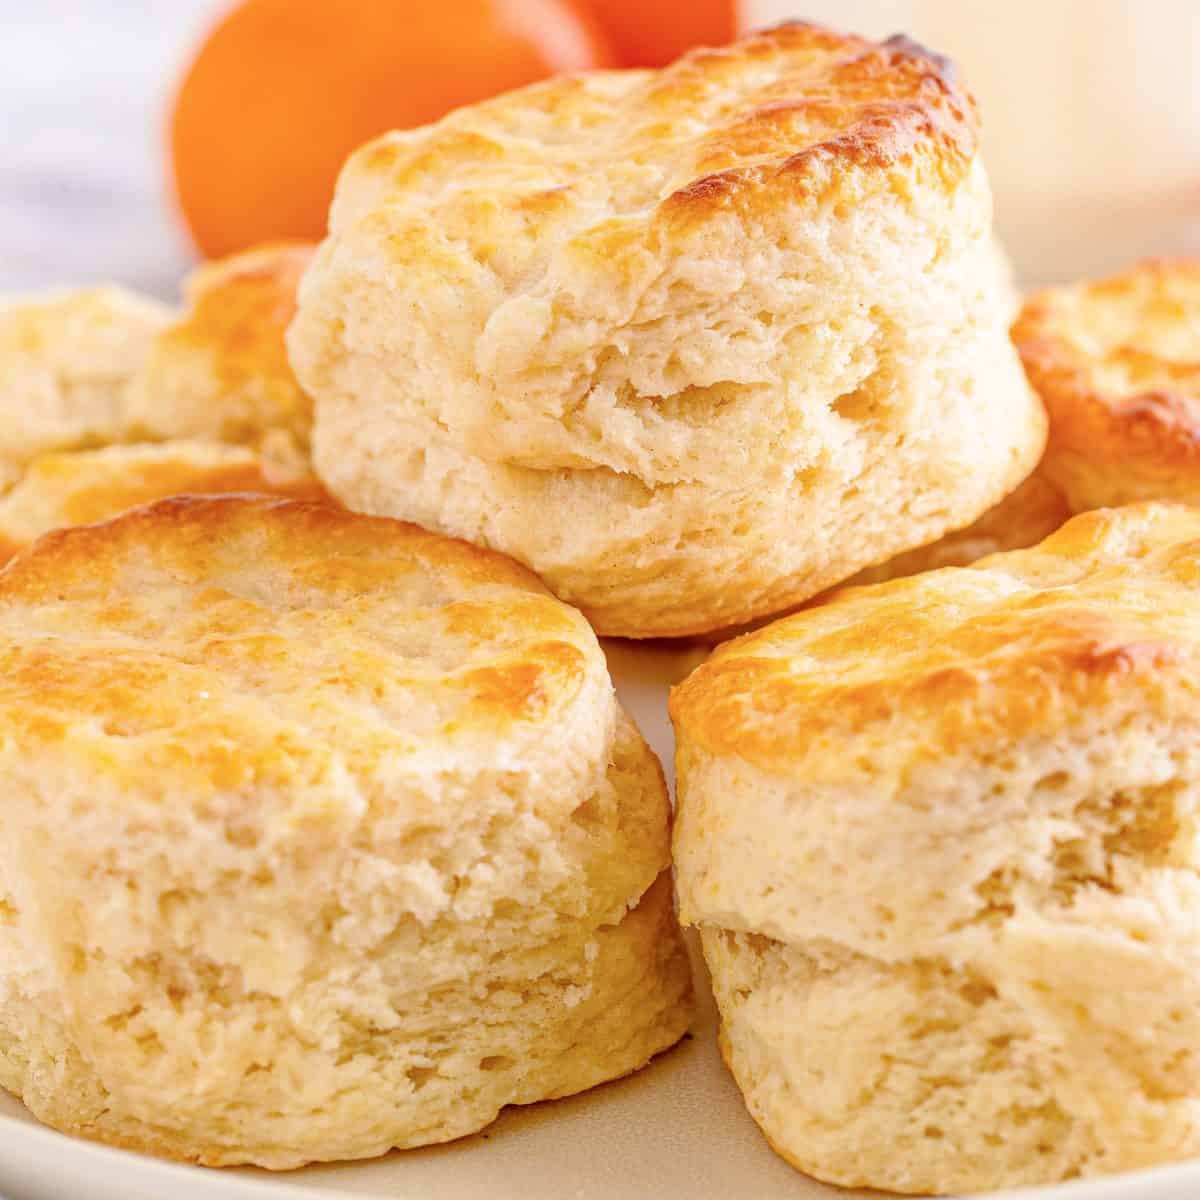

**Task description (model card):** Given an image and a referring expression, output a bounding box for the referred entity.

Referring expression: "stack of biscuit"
[0,241,322,558]
[3,17,1200,1194]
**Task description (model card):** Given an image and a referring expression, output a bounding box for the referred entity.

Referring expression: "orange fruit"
[170,0,616,257]
[579,0,738,68]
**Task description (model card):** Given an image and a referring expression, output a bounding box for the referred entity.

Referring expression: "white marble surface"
[1,0,212,297]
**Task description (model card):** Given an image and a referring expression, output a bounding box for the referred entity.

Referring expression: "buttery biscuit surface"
[0,496,690,1167]
[291,22,1044,636]
[1014,257,1200,511]
[672,503,1200,1192]
[0,244,322,558]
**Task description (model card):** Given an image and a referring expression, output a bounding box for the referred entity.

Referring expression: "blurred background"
[4,0,1200,298]
[3,1,212,294]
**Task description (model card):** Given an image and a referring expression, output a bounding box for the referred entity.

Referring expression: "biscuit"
[0,244,322,554]
[0,286,171,488]
[0,442,324,562]
[289,21,1045,637]
[672,502,1200,1193]
[793,239,1050,599]
[1014,258,1200,511]
[835,469,1069,589]
[0,496,691,1167]
[125,241,315,470]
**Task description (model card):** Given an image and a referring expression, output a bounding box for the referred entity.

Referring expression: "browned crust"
[54,459,325,531]
[592,470,1065,644]
[0,494,551,602]
[345,21,979,237]
[656,22,978,222]
[1013,258,1200,493]
[670,504,1200,769]
[0,443,331,566]
[179,240,314,363]
[0,497,604,757]
[144,241,317,444]
[835,470,1070,590]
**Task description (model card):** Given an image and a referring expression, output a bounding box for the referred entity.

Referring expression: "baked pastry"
[288,21,1045,637]
[788,238,1047,599]
[0,495,691,1167]
[0,286,172,488]
[836,469,1069,589]
[0,243,321,558]
[690,472,1069,644]
[830,252,1200,596]
[1014,257,1200,511]
[0,443,323,562]
[694,471,1068,642]
[124,241,315,470]
[671,502,1200,1193]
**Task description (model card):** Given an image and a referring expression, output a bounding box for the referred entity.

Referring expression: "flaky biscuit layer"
[674,503,1200,1192]
[292,23,1044,636]
[0,496,690,1165]
[1014,258,1200,511]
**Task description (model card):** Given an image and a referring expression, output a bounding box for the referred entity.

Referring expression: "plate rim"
[4,1092,1200,1200]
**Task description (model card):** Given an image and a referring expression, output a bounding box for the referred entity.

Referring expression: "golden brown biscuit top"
[0,443,327,564]
[330,22,976,256]
[1014,259,1200,485]
[672,503,1200,774]
[128,241,315,450]
[180,241,312,408]
[0,496,608,804]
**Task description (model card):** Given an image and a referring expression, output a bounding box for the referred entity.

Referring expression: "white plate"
[1,641,1198,1200]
